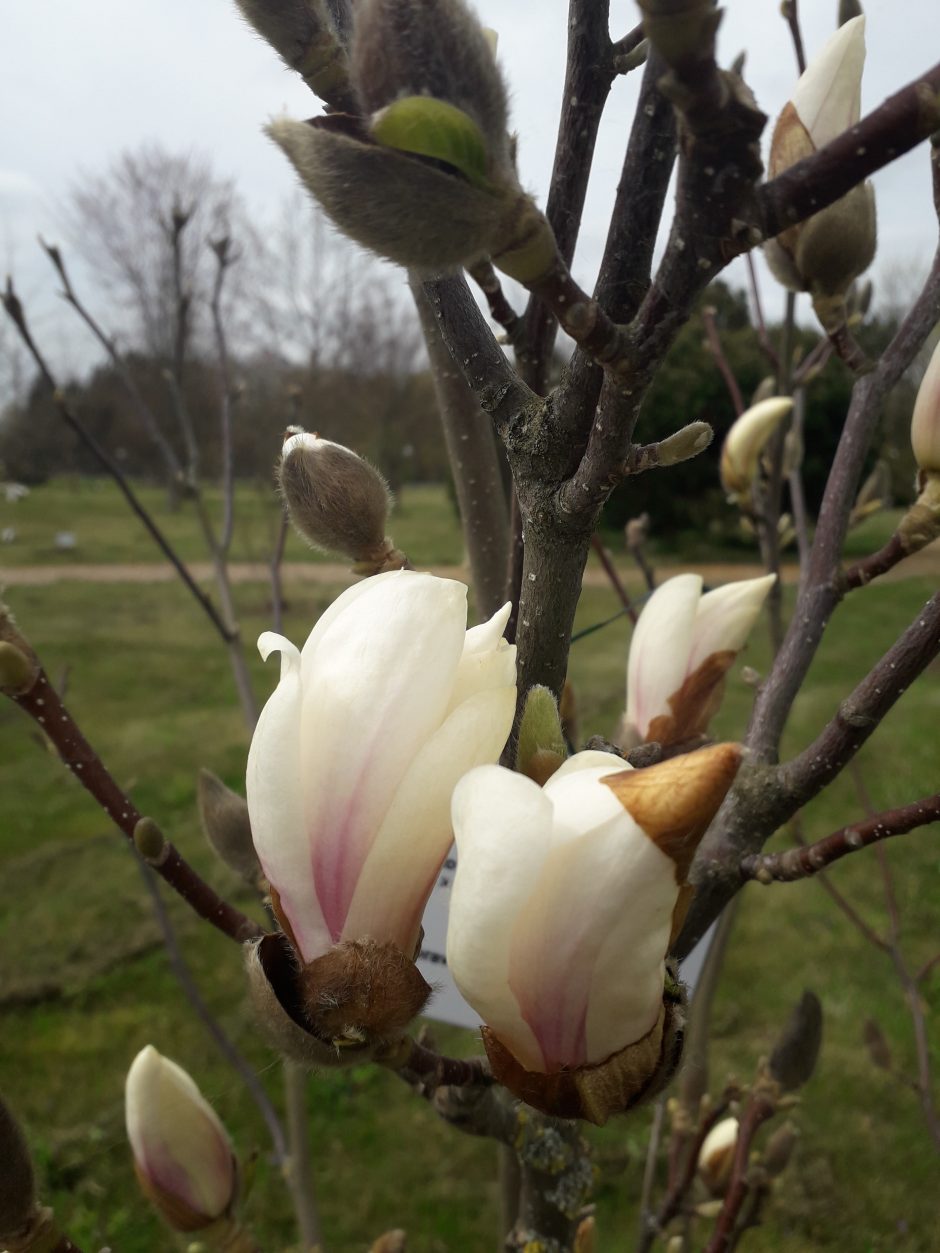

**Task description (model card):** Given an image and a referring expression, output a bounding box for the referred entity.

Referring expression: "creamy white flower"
[247,570,516,964]
[720,397,793,502]
[791,16,865,150]
[125,1046,235,1228]
[912,338,940,476]
[698,1117,739,1195]
[623,573,774,748]
[447,751,679,1073]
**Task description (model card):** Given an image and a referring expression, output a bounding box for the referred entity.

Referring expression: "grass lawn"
[0,481,938,1251]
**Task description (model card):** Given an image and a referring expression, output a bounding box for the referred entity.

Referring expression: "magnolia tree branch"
[38,238,183,487]
[1,640,261,945]
[703,1087,777,1253]
[410,278,510,621]
[741,793,940,883]
[1,281,236,645]
[518,0,614,392]
[467,260,526,356]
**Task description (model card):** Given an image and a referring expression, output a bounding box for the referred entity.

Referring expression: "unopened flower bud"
[370,1230,408,1253]
[125,1046,237,1233]
[516,685,567,785]
[234,0,351,106]
[198,769,264,888]
[762,1121,799,1177]
[912,338,940,477]
[698,1117,738,1196]
[656,421,714,468]
[574,1214,597,1253]
[764,17,876,317]
[278,430,393,566]
[720,397,793,503]
[863,1017,892,1071]
[769,990,823,1091]
[0,640,37,695]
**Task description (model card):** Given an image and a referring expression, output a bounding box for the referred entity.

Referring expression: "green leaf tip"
[370,96,493,191]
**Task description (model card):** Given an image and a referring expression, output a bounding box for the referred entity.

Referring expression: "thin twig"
[703,1088,776,1253]
[741,793,940,882]
[591,534,638,623]
[270,508,290,636]
[1,280,236,645]
[5,659,261,944]
[209,238,238,555]
[134,856,288,1164]
[781,0,807,75]
[702,306,744,416]
[467,260,526,357]
[745,255,779,371]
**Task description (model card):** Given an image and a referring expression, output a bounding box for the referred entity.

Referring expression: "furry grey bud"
[268,114,509,270]
[350,0,510,165]
[769,990,823,1092]
[234,0,354,108]
[198,769,264,888]
[278,429,394,564]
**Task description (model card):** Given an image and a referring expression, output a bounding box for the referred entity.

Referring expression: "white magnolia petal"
[912,338,940,474]
[444,602,515,715]
[299,573,468,943]
[298,572,397,681]
[687,574,775,672]
[720,398,794,495]
[448,766,552,1071]
[626,575,702,738]
[247,633,331,962]
[543,765,629,842]
[126,1046,235,1220]
[792,16,865,149]
[584,832,678,1063]
[342,686,516,952]
[545,750,631,784]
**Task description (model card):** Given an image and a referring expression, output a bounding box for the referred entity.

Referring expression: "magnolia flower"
[447,744,741,1122]
[720,397,794,503]
[765,17,876,311]
[247,570,516,967]
[621,573,774,750]
[912,338,940,477]
[125,1046,236,1232]
[698,1117,739,1196]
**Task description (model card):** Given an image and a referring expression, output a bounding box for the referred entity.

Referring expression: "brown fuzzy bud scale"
[278,430,391,563]
[197,769,264,888]
[482,982,686,1126]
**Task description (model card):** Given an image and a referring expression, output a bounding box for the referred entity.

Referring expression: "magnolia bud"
[125,1046,237,1233]
[516,685,567,785]
[350,0,510,165]
[769,990,823,1092]
[234,0,350,105]
[0,1093,36,1242]
[698,1117,738,1196]
[720,397,794,503]
[762,1121,799,1177]
[863,1017,892,1071]
[370,1230,408,1253]
[0,640,36,694]
[574,1215,597,1253]
[656,421,714,467]
[912,338,940,477]
[278,430,394,565]
[198,769,264,888]
[765,17,876,314]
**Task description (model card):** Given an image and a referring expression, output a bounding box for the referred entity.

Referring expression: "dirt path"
[3,545,939,588]
[1,546,940,588]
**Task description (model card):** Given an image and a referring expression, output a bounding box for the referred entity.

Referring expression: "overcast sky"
[2,1,938,393]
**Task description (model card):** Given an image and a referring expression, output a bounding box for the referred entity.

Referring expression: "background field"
[1,481,938,1251]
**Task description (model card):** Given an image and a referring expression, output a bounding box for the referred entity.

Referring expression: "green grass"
[0,478,465,567]
[1,485,938,1251]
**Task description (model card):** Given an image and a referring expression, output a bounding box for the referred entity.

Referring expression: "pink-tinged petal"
[686,574,775,673]
[584,831,677,1063]
[626,575,702,740]
[299,572,468,943]
[912,338,940,475]
[507,770,630,1069]
[125,1046,235,1221]
[792,16,865,149]
[444,601,516,715]
[448,766,552,1072]
[247,634,331,962]
[341,685,515,952]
